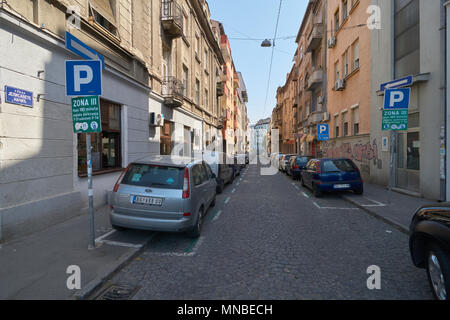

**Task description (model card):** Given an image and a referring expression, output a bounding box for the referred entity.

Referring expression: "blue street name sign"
[66,60,102,96]
[317,124,330,141]
[65,32,105,69]
[4,86,33,107]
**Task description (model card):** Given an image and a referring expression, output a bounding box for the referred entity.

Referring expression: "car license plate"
[334,184,350,189]
[132,196,163,206]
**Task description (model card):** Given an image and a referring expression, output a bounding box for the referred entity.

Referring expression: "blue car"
[301,158,363,197]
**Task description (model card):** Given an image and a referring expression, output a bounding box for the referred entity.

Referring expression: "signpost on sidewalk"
[66,52,103,249]
[382,88,411,204]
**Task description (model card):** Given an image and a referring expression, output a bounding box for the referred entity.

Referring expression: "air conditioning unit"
[327,36,337,48]
[335,79,345,91]
[149,112,164,126]
[322,112,330,122]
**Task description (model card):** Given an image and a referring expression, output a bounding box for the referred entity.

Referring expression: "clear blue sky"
[208,0,308,125]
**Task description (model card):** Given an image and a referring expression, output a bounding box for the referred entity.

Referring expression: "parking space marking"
[184,236,204,255]
[224,197,231,204]
[95,230,116,243]
[97,239,143,248]
[302,192,311,198]
[313,201,360,210]
[231,188,236,193]
[361,197,386,207]
[209,210,222,222]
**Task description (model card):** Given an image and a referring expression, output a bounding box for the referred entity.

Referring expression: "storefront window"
[77,99,122,176]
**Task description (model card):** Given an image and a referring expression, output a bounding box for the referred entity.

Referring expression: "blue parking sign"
[317,124,329,141]
[66,60,102,96]
[384,88,410,110]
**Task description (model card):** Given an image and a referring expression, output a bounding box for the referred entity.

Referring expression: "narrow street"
[93,163,432,300]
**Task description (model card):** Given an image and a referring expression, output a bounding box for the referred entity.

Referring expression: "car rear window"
[122,164,184,189]
[322,159,357,173]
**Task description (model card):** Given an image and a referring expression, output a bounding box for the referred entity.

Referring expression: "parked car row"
[278,154,364,198]
[109,154,248,239]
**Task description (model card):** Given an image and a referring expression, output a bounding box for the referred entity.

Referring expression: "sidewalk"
[341,183,440,233]
[0,205,154,300]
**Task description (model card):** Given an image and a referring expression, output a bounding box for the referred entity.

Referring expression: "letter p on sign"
[66,60,102,96]
[384,88,410,110]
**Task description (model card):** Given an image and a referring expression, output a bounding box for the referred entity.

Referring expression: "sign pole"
[388,130,395,204]
[86,133,95,250]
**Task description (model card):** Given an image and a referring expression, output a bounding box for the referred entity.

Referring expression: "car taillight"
[113,165,130,192]
[182,167,190,199]
[293,165,299,170]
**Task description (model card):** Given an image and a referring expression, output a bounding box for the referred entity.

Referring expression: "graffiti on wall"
[322,139,380,168]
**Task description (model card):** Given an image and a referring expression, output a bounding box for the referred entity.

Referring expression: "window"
[195,79,200,105]
[343,112,348,136]
[182,65,189,97]
[394,0,420,78]
[334,10,340,32]
[182,12,188,37]
[407,132,420,170]
[160,120,174,155]
[77,99,121,176]
[89,0,118,37]
[343,0,348,20]
[352,39,359,70]
[184,126,191,157]
[352,107,359,135]
[195,33,200,56]
[343,49,349,77]
[204,88,208,109]
[335,61,340,82]
[204,49,208,71]
[122,164,184,189]
[162,45,170,78]
[335,115,340,137]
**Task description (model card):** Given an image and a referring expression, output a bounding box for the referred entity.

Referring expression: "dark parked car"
[289,155,313,180]
[216,163,234,194]
[409,203,450,300]
[301,158,363,197]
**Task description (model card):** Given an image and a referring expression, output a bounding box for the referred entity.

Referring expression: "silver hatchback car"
[109,156,217,238]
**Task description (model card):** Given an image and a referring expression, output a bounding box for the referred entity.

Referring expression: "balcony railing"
[306,23,324,52]
[162,76,184,107]
[161,0,183,38]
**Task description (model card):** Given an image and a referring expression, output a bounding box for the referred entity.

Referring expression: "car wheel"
[112,224,126,232]
[187,208,203,238]
[217,180,224,194]
[426,243,450,300]
[211,194,216,207]
[354,186,364,195]
[313,183,322,198]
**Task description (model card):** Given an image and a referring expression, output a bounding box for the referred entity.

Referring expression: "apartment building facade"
[370,0,445,200]
[323,0,372,179]
[0,0,236,241]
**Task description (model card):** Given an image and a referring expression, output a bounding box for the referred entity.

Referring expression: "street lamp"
[261,39,272,47]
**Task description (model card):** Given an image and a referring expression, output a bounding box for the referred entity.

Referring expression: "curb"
[340,195,409,235]
[72,232,157,300]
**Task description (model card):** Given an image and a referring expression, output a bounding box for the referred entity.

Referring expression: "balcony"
[162,76,184,107]
[307,68,323,91]
[217,82,224,96]
[306,23,324,53]
[161,0,183,38]
[220,35,232,60]
[308,112,324,125]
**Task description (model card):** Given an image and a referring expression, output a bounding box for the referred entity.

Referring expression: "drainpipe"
[444,1,450,201]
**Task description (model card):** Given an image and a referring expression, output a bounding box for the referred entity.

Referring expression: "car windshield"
[322,159,357,173]
[296,157,310,166]
[122,164,184,189]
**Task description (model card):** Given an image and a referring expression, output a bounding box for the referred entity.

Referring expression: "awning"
[90,0,116,25]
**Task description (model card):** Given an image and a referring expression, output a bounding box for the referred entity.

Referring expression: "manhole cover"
[95,284,141,300]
